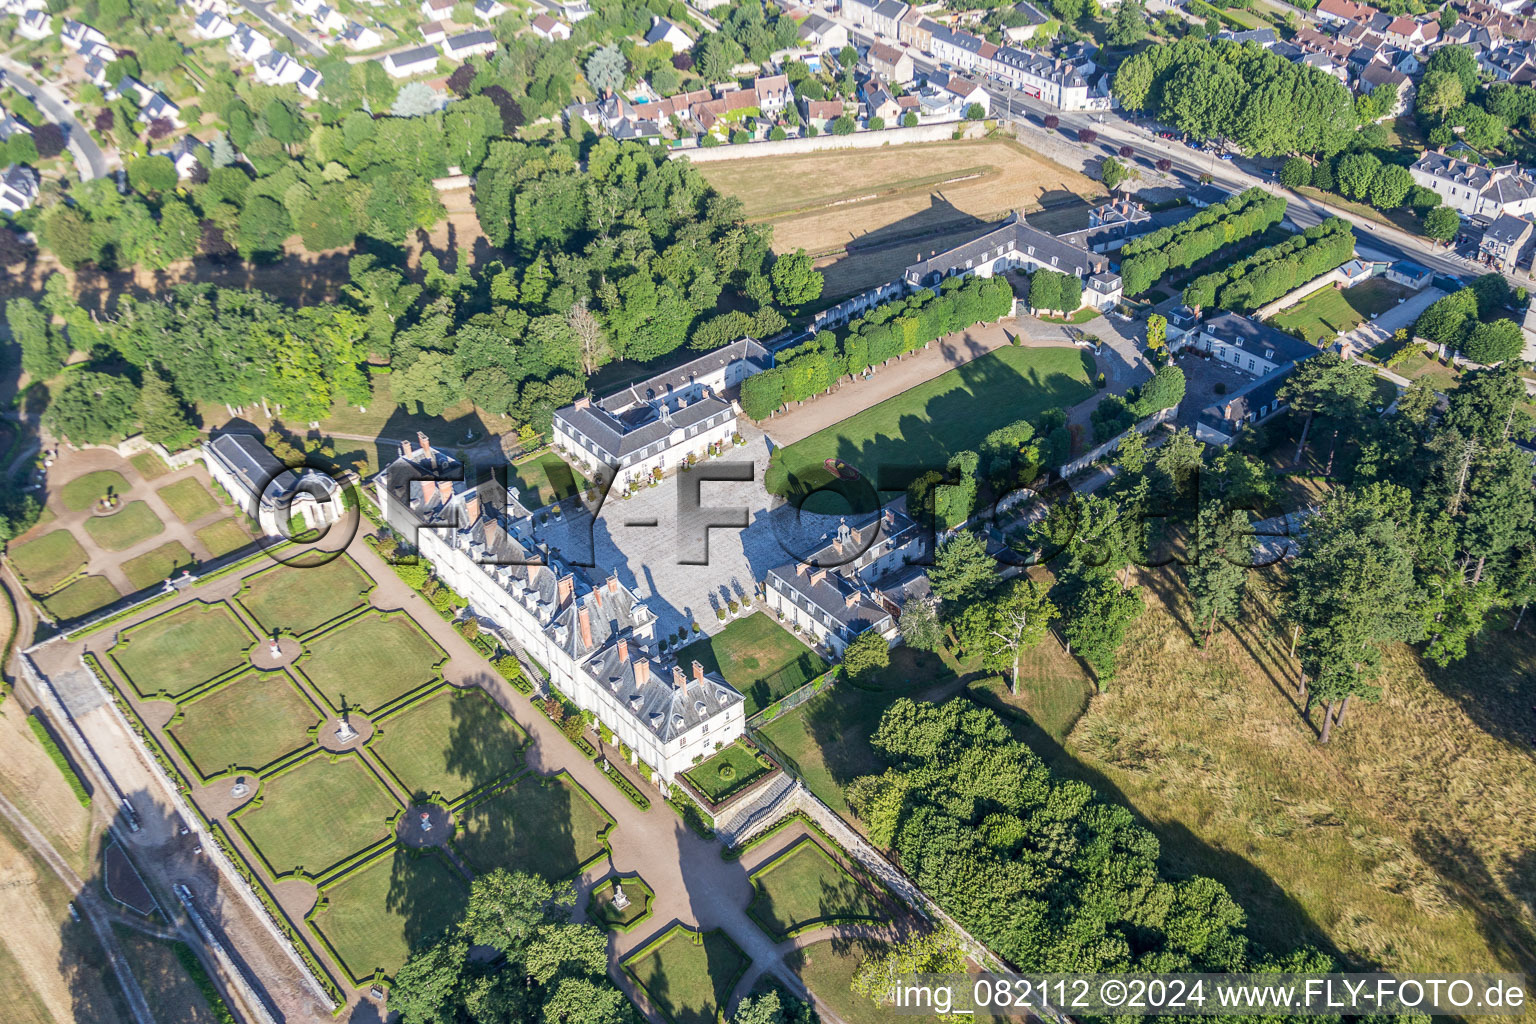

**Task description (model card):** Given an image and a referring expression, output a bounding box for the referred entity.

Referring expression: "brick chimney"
[672,665,687,692]
[692,660,704,683]
[578,605,592,649]
[464,492,481,525]
[845,591,861,608]
[418,431,432,460]
[608,572,619,596]
[635,659,650,686]
[618,639,629,663]
[557,573,575,607]
[437,480,454,504]
[575,396,592,410]
[402,438,416,459]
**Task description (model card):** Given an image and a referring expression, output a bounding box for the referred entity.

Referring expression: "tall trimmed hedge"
[1119,188,1287,296]
[740,275,1014,419]
[1183,217,1355,313]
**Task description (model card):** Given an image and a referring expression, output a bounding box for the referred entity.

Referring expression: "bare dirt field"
[0,703,97,873]
[696,139,1102,298]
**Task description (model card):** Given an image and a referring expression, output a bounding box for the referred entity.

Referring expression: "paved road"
[0,58,108,180]
[231,0,327,58]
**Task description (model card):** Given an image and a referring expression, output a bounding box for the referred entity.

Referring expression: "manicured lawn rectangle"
[61,471,130,511]
[195,518,252,558]
[683,742,772,804]
[675,613,828,717]
[1268,278,1412,344]
[170,672,319,779]
[299,613,443,713]
[39,575,122,622]
[129,451,171,481]
[506,450,591,510]
[236,755,399,877]
[157,478,219,523]
[239,556,373,636]
[372,687,525,803]
[309,849,467,984]
[9,529,87,594]
[111,601,252,698]
[82,501,164,552]
[746,838,885,941]
[764,346,1096,500]
[625,927,749,1024]
[121,541,196,592]
[455,774,612,880]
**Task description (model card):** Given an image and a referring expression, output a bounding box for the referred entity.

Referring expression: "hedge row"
[1184,216,1355,313]
[666,783,716,840]
[1120,188,1287,296]
[597,763,652,811]
[493,655,534,694]
[27,714,91,808]
[741,275,1015,419]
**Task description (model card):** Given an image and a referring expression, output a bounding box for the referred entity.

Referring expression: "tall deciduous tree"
[1189,504,1250,646]
[955,577,1058,692]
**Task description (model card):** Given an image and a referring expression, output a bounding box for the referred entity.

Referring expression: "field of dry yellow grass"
[695,139,1102,298]
[1021,566,1536,976]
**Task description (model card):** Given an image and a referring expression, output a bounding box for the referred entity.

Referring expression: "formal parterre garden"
[745,836,886,942]
[623,925,751,1024]
[89,554,613,992]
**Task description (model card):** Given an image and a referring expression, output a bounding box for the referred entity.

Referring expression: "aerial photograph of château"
[3,0,1536,1018]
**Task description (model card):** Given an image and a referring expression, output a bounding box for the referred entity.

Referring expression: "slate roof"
[906,212,1104,284]
[207,433,338,505]
[765,506,927,637]
[1197,367,1294,440]
[1199,312,1317,367]
[1484,212,1532,245]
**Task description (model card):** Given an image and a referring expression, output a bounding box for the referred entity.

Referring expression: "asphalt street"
[0,56,108,179]
[231,0,328,58]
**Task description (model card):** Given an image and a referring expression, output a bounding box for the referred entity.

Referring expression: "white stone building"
[1410,150,1536,220]
[201,433,344,536]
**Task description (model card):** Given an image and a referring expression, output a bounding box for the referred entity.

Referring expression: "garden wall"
[1060,406,1177,479]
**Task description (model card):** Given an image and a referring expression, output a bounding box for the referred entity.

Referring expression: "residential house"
[442,29,496,58]
[0,113,30,143]
[310,4,346,33]
[1480,213,1533,270]
[1382,14,1438,50]
[340,22,383,49]
[421,20,448,44]
[1411,150,1536,220]
[193,10,236,38]
[138,91,181,127]
[203,433,344,535]
[1218,27,1278,46]
[17,9,51,40]
[861,77,901,124]
[903,212,1113,306]
[1315,0,1378,25]
[473,0,506,19]
[289,0,321,15]
[1189,183,1236,208]
[1002,1,1050,44]
[531,14,571,40]
[800,97,846,131]
[161,135,209,178]
[1386,260,1433,290]
[845,0,909,37]
[867,40,913,83]
[227,23,273,61]
[644,15,692,50]
[382,44,439,77]
[1173,313,1321,445]
[765,507,929,656]
[897,10,933,50]
[375,436,743,784]
[987,46,1090,108]
[296,66,323,99]
[753,74,793,115]
[919,69,988,116]
[552,338,770,495]
[60,20,108,51]
[1358,64,1411,115]
[254,51,307,87]
[558,0,593,21]
[797,14,849,52]
[1,169,40,216]
[418,0,453,18]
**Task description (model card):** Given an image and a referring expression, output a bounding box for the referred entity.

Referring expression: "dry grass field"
[696,139,1101,298]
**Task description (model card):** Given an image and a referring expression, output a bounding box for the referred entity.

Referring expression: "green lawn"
[764,346,1096,504]
[625,928,749,1024]
[590,876,653,931]
[787,938,889,1024]
[756,647,972,816]
[111,602,253,699]
[966,634,1095,743]
[8,529,87,594]
[454,774,612,880]
[82,501,164,552]
[1267,279,1413,344]
[682,742,772,804]
[236,756,399,877]
[121,541,196,592]
[238,557,373,636]
[372,687,526,803]
[747,838,885,941]
[129,452,171,481]
[309,849,468,984]
[39,576,122,623]
[61,471,130,511]
[169,672,319,779]
[299,613,443,713]
[506,450,590,510]
[157,478,220,524]
[195,519,252,558]
[674,613,828,718]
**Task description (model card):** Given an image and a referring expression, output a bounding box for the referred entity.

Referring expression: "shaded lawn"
[372,687,526,803]
[454,774,611,880]
[82,501,164,552]
[966,635,1095,742]
[626,929,749,1024]
[682,741,772,803]
[112,602,252,699]
[674,612,828,717]
[170,672,319,778]
[157,478,220,523]
[300,614,443,713]
[237,756,399,877]
[239,556,373,636]
[590,877,652,931]
[756,647,974,817]
[8,529,87,594]
[1268,279,1412,344]
[747,838,885,941]
[787,938,888,1024]
[764,346,1095,503]
[195,519,253,558]
[121,541,196,592]
[61,470,130,511]
[39,575,122,623]
[129,451,171,481]
[505,450,591,510]
[309,849,468,984]
[110,925,219,1024]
